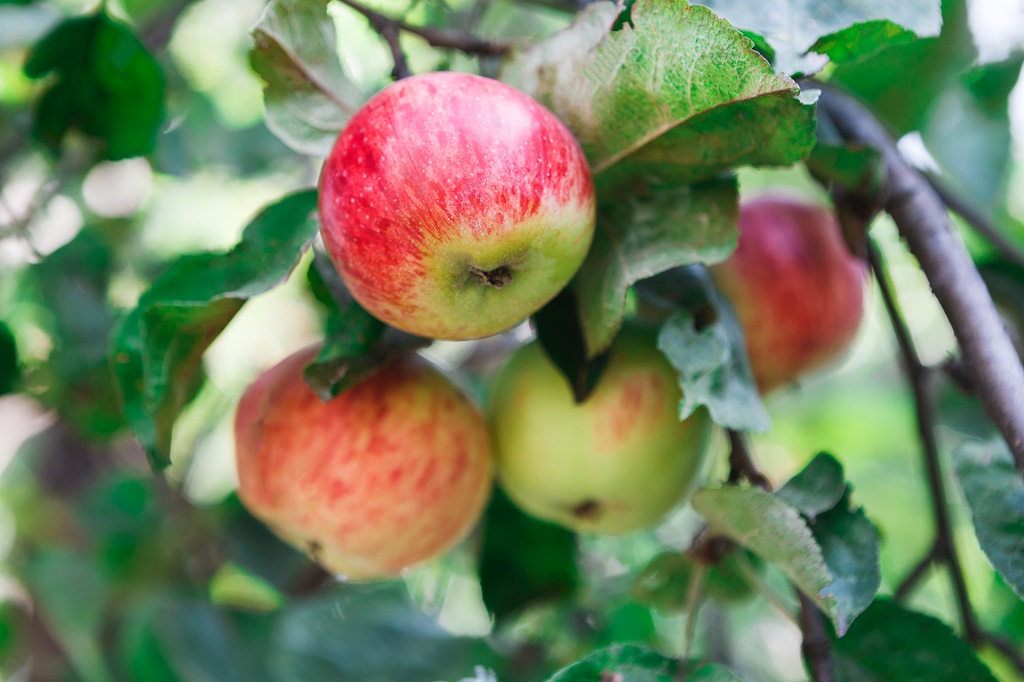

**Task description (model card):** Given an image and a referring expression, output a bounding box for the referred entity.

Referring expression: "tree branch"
[817,85,1024,472]
[336,0,512,59]
[798,592,835,682]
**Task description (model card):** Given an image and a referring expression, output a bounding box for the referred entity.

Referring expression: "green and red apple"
[318,71,596,340]
[488,326,712,534]
[234,346,493,580]
[710,194,867,393]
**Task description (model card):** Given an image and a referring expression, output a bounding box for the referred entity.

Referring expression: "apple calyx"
[469,264,513,288]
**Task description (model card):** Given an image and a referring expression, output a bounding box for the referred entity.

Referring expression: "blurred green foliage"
[0,0,1023,679]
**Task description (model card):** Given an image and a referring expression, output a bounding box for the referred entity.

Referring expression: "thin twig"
[867,239,977,638]
[681,563,707,661]
[868,240,1024,675]
[725,432,833,679]
[982,632,1024,673]
[923,170,1024,270]
[726,429,771,490]
[365,11,411,79]
[0,175,57,260]
[818,85,1024,472]
[798,592,835,682]
[336,0,512,57]
[893,546,936,602]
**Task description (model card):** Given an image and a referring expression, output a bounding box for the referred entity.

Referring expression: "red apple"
[709,194,867,393]
[319,71,596,340]
[488,326,712,534]
[234,346,493,580]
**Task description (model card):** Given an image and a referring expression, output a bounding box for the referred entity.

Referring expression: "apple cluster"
[233,74,867,581]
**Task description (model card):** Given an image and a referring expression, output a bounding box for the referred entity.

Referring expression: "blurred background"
[2,0,1024,679]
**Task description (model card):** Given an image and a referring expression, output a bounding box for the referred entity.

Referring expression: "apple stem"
[469,265,513,288]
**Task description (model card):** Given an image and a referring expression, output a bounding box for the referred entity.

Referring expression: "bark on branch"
[817,85,1024,472]
[336,0,512,57]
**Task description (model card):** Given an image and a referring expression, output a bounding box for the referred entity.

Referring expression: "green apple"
[488,326,713,534]
[234,346,494,580]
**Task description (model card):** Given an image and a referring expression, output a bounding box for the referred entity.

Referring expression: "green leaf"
[129,596,260,682]
[0,322,17,396]
[250,0,363,156]
[26,230,123,437]
[810,493,881,636]
[807,20,918,65]
[269,584,493,680]
[0,602,26,669]
[546,644,739,681]
[953,439,1024,598]
[500,0,816,191]
[299,251,419,401]
[23,11,164,159]
[111,189,318,470]
[692,487,841,631]
[633,551,756,611]
[776,453,847,519]
[596,603,657,648]
[116,596,196,682]
[213,494,312,590]
[921,52,1023,207]
[75,473,165,577]
[648,267,770,433]
[739,29,775,64]
[479,489,580,623]
[963,52,1024,113]
[302,251,431,400]
[23,549,114,682]
[829,0,975,136]
[694,0,941,74]
[210,562,286,613]
[774,454,880,634]
[833,600,997,681]
[533,288,611,402]
[805,143,885,196]
[576,180,738,357]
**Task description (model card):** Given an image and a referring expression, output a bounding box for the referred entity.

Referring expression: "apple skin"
[488,327,712,534]
[319,71,596,341]
[234,346,493,580]
[709,194,867,393]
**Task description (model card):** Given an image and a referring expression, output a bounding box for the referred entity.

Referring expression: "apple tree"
[1,0,1024,678]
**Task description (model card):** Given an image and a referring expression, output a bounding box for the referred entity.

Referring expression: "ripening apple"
[319,71,596,341]
[709,194,867,393]
[488,326,712,534]
[234,346,493,580]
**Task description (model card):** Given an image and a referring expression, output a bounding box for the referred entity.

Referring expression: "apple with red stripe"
[710,194,867,393]
[234,346,493,580]
[319,71,596,340]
